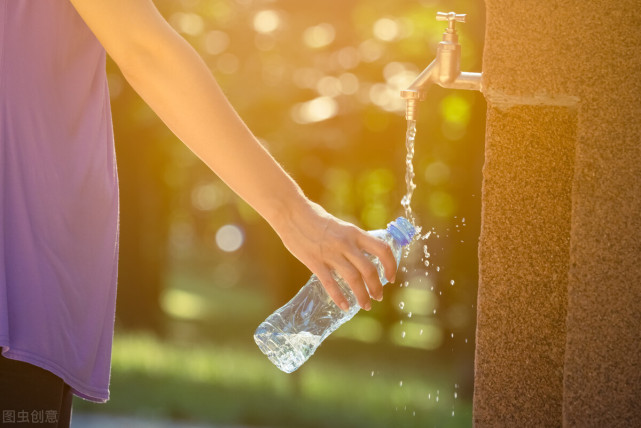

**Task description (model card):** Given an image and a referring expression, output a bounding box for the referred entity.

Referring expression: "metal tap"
[401,12,483,121]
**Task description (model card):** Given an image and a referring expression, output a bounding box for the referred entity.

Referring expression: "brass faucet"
[401,12,483,121]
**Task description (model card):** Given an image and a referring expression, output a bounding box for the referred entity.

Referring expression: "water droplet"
[451,333,454,338]
[450,279,455,286]
[371,371,375,377]
[433,309,437,314]
[465,338,468,343]
[399,301,405,310]
[401,331,406,338]
[436,396,439,403]
[454,392,458,399]
[428,393,431,400]
[436,266,440,272]
[452,410,455,417]
[408,311,412,318]
[419,329,424,335]
[399,380,403,387]
[412,411,416,417]
[462,217,466,223]
[424,260,430,267]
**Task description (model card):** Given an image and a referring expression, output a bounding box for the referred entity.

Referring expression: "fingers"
[320,226,398,311]
[280,206,399,313]
[332,256,373,311]
[357,232,398,284]
[314,254,374,311]
[315,268,350,312]
[343,249,384,302]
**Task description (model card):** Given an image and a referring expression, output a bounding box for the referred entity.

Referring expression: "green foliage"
[75,333,473,428]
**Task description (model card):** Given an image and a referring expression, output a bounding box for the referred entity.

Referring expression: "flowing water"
[388,119,468,422]
[401,120,418,226]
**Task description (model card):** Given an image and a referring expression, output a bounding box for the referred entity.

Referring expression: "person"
[0,0,398,425]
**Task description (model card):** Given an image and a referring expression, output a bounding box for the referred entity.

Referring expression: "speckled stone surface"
[475,104,576,426]
[475,0,641,426]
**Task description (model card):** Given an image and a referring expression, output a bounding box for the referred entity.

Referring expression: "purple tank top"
[0,0,119,402]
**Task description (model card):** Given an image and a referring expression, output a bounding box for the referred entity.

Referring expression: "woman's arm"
[69,0,398,311]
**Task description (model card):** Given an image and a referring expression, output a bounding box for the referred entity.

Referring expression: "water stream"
[401,120,417,226]
[394,119,461,420]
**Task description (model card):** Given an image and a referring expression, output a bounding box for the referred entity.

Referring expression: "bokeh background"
[74,0,486,426]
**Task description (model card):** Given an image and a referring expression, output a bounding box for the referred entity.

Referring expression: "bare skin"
[69,0,398,311]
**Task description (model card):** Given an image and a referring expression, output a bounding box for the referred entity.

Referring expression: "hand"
[272,200,398,311]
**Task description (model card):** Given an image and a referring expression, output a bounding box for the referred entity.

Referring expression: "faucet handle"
[436,11,466,31]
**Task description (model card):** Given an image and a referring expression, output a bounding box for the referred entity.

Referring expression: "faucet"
[401,12,483,121]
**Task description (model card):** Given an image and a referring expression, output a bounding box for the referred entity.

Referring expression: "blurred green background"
[74,0,486,426]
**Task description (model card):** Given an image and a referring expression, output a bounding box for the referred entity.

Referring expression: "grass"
[74,333,472,427]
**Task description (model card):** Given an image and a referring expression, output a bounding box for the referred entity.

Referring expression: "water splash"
[401,120,417,226]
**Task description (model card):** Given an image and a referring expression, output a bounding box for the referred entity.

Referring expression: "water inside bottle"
[255,330,322,373]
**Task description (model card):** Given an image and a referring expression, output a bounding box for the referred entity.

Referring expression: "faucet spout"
[401,60,436,121]
[401,59,437,100]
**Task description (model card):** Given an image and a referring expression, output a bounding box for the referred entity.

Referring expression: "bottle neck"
[387,217,415,246]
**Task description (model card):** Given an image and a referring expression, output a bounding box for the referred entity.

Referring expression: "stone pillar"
[474,1,641,426]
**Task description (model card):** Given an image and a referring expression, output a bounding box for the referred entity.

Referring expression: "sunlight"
[215,224,244,252]
[253,10,281,34]
[291,96,339,124]
[303,23,336,48]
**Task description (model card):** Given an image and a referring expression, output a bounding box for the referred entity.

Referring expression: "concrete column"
[474,1,641,426]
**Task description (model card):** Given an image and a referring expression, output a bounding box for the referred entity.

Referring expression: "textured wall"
[475,1,641,426]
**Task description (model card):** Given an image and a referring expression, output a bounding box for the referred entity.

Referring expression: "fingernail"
[375,294,383,302]
[363,302,372,311]
[391,275,396,283]
[340,302,349,311]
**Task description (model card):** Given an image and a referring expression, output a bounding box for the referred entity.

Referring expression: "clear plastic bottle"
[254,217,416,373]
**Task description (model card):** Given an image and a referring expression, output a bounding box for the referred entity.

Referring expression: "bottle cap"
[387,217,416,246]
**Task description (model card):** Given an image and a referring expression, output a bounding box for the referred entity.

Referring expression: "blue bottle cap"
[387,216,416,246]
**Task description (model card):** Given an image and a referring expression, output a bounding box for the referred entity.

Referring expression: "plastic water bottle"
[254,217,416,373]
